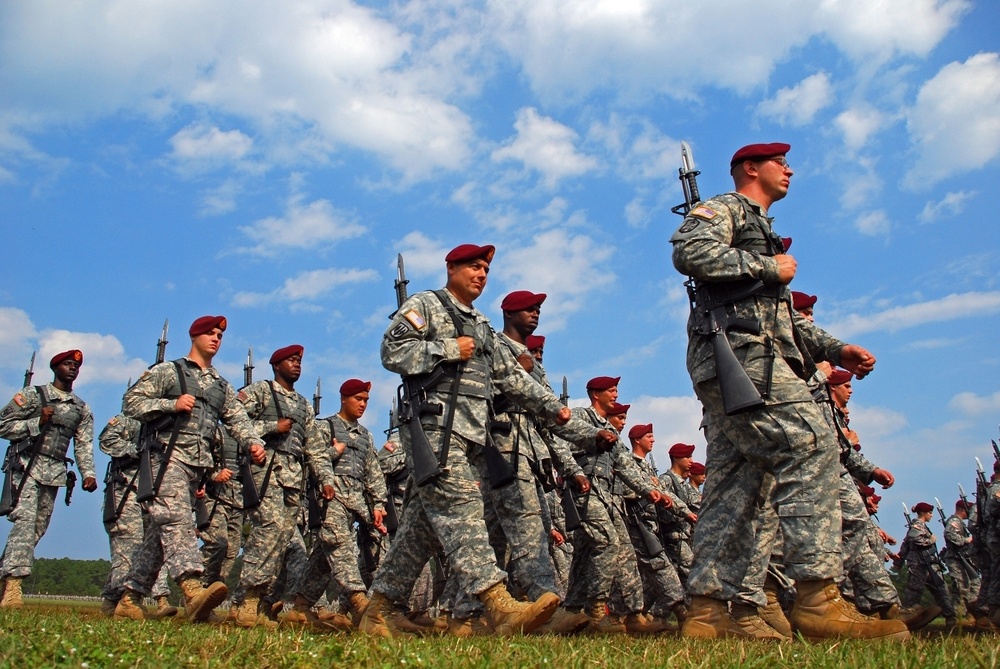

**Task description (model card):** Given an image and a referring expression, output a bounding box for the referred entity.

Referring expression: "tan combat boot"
[0,576,23,608]
[624,612,670,635]
[100,598,117,617]
[730,602,790,641]
[681,596,738,638]
[408,610,449,633]
[113,589,147,621]
[357,592,416,638]
[149,595,178,619]
[880,603,940,631]
[178,578,228,623]
[446,613,492,637]
[587,601,626,634]
[347,591,370,625]
[790,579,909,641]
[479,583,559,636]
[232,587,277,629]
[760,588,793,638]
[283,596,348,632]
[533,608,591,635]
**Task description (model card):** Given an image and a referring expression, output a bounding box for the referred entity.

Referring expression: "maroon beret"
[689,462,706,476]
[189,315,227,337]
[586,376,620,391]
[50,349,83,368]
[828,369,853,386]
[791,291,817,311]
[607,402,630,416]
[269,344,303,365]
[912,502,933,514]
[340,379,372,396]
[958,500,974,510]
[730,142,791,168]
[669,443,695,458]
[627,423,652,440]
[501,290,546,312]
[782,237,793,252]
[445,243,495,264]
[870,494,882,504]
[525,335,545,351]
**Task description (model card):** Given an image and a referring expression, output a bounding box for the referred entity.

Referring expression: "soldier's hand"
[214,468,233,484]
[249,443,266,464]
[276,418,293,433]
[774,254,797,283]
[195,486,207,500]
[39,406,55,425]
[554,407,570,425]
[332,439,347,456]
[572,474,591,494]
[456,336,476,361]
[839,345,876,379]
[516,352,534,374]
[595,430,616,450]
[686,512,698,524]
[373,508,388,535]
[175,394,196,413]
[82,476,98,492]
[872,468,894,489]
[550,528,565,546]
[649,489,670,506]
[815,361,833,379]
[322,484,335,501]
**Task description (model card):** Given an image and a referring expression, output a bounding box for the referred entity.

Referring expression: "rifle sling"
[9,386,53,511]
[429,290,472,476]
[255,381,286,502]
[111,464,142,522]
[150,362,188,499]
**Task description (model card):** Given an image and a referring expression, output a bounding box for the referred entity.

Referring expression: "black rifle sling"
[430,290,470,474]
[111,462,142,521]
[255,381,285,501]
[494,336,527,475]
[9,386,53,510]
[150,361,189,499]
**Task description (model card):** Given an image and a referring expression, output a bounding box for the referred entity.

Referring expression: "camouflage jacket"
[308,413,387,519]
[238,380,317,491]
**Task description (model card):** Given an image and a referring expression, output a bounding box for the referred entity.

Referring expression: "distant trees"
[22,558,110,597]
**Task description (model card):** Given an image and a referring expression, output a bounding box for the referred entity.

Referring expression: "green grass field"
[2,603,999,668]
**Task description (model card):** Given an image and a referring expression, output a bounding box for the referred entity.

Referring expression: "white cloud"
[232,267,378,308]
[236,192,366,256]
[492,107,598,188]
[588,115,681,184]
[396,231,452,280]
[626,395,707,463]
[904,52,1000,187]
[918,190,977,223]
[757,72,833,127]
[824,291,1000,338]
[949,391,1000,417]
[847,404,909,441]
[36,329,148,388]
[199,179,242,216]
[854,210,891,236]
[169,123,252,163]
[838,157,883,210]
[835,106,888,153]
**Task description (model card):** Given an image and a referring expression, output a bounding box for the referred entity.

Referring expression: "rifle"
[136,319,170,502]
[313,378,322,415]
[64,470,77,506]
[23,351,35,388]
[554,377,583,531]
[0,389,53,516]
[630,505,666,558]
[902,502,948,579]
[391,254,450,486]
[993,438,1000,465]
[937,496,979,581]
[238,348,262,510]
[194,474,212,531]
[670,142,765,415]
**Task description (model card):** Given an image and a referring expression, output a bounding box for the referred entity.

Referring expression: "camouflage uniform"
[901,517,955,617]
[121,358,262,593]
[199,429,244,585]
[660,467,696,579]
[982,479,1000,609]
[942,512,980,614]
[671,192,847,601]
[547,484,574,595]
[298,413,387,604]
[0,384,95,579]
[563,407,654,612]
[98,414,171,602]
[234,380,317,602]
[370,288,566,605]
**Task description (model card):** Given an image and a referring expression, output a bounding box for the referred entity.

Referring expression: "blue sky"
[2,0,999,559]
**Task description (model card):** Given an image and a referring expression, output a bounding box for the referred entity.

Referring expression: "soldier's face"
[193,328,223,357]
[607,413,626,432]
[341,392,369,421]
[54,359,80,383]
[831,381,852,407]
[633,432,653,455]
[447,259,489,305]
[529,346,543,363]
[753,156,793,202]
[673,455,692,476]
[592,386,618,413]
[691,473,706,487]
[507,305,541,334]
[275,355,302,383]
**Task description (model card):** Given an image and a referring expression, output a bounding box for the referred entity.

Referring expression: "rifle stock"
[484,438,516,489]
[240,449,261,509]
[561,483,582,532]
[0,448,15,516]
[102,462,118,524]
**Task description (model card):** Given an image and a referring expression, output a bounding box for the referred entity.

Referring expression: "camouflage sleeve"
[382,292,462,376]
[843,447,877,483]
[907,521,934,548]
[219,381,264,450]
[72,402,96,479]
[237,381,281,438]
[306,419,336,488]
[670,196,782,283]
[489,337,564,423]
[611,441,653,497]
[363,435,388,512]
[944,517,969,547]
[791,309,847,365]
[98,415,140,459]
[123,362,183,422]
[666,490,692,519]
[0,386,42,442]
[544,434,585,479]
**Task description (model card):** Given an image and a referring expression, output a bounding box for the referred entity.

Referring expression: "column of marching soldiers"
[0,245,998,639]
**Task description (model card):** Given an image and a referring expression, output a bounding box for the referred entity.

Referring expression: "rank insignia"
[403,309,426,330]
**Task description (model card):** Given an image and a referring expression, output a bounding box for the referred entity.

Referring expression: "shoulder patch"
[12,393,26,407]
[676,218,704,235]
[108,416,119,426]
[690,205,719,220]
[237,390,248,402]
[384,441,396,453]
[403,309,426,330]
[390,322,411,339]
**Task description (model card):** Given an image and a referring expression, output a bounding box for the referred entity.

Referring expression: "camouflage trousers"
[902,555,955,616]
[737,476,778,608]
[564,486,618,608]
[480,454,560,601]
[265,525,309,607]
[840,474,898,612]
[199,499,243,585]
[410,554,447,615]
[0,476,57,578]
[235,483,301,600]
[125,457,206,594]
[299,500,367,604]
[371,431,505,604]
[621,507,684,615]
[357,519,386,589]
[689,380,843,601]
[943,552,981,612]
[985,541,1000,607]
[102,474,170,600]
